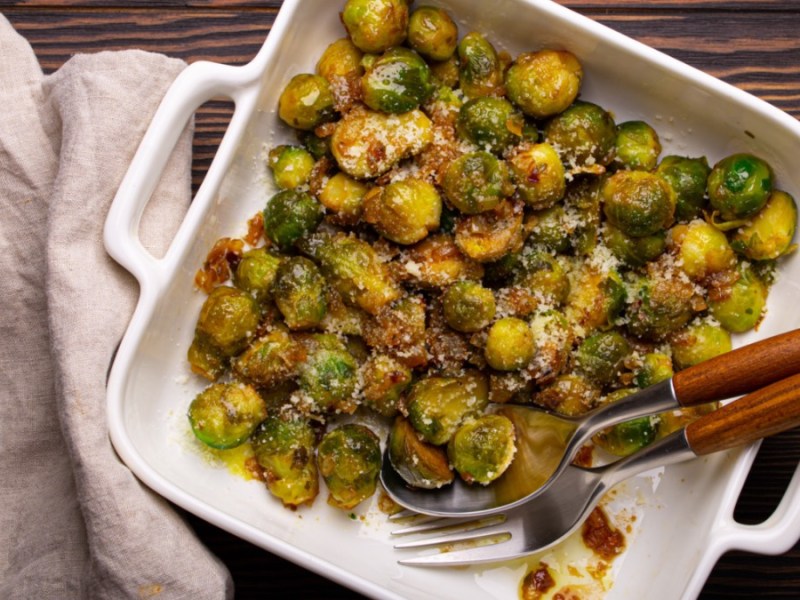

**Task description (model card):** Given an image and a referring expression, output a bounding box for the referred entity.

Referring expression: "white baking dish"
[104,0,800,598]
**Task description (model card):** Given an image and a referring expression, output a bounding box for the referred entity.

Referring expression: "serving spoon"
[381,328,800,517]
[393,371,800,566]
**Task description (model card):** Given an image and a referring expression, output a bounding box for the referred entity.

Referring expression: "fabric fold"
[0,15,233,600]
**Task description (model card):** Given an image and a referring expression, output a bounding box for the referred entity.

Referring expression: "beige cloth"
[0,15,233,599]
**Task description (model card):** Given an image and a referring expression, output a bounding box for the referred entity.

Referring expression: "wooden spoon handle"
[685,372,800,456]
[674,329,800,407]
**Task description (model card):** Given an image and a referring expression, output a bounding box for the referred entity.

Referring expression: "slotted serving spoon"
[393,371,800,566]
[381,329,800,517]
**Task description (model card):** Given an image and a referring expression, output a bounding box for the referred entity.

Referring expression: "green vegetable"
[442,151,513,215]
[732,189,797,260]
[485,317,535,371]
[407,371,489,445]
[362,47,435,113]
[341,0,408,53]
[252,411,319,508]
[188,383,266,449]
[272,256,328,330]
[278,74,335,131]
[363,179,442,244]
[317,424,381,509]
[707,153,773,221]
[601,170,676,237]
[505,49,582,119]
[388,416,454,489]
[656,155,711,222]
[507,142,566,210]
[407,6,459,61]
[447,414,516,485]
[457,96,522,155]
[442,280,496,332]
[613,120,662,171]
[262,189,323,250]
[267,145,315,190]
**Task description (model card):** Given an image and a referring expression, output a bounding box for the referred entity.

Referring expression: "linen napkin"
[0,15,233,599]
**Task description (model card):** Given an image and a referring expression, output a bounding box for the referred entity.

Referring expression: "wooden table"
[4,1,799,597]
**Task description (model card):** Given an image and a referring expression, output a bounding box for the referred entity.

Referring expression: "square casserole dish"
[105,0,800,598]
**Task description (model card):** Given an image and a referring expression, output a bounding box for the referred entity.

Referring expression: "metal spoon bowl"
[381,329,800,517]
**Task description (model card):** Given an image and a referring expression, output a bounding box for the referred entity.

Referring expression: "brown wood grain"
[673,329,800,407]
[686,373,800,455]
[3,2,799,598]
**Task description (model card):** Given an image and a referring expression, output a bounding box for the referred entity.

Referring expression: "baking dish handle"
[716,454,800,556]
[104,59,247,287]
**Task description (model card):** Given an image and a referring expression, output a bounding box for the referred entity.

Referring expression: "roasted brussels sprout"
[363,294,428,368]
[526,309,574,385]
[317,37,364,82]
[300,232,402,315]
[514,251,571,306]
[278,74,336,131]
[455,199,525,262]
[655,155,711,222]
[565,267,626,333]
[272,257,328,330]
[442,151,513,215]
[544,101,616,170]
[670,320,732,369]
[574,330,632,388]
[602,224,666,268]
[669,219,735,281]
[317,172,369,225]
[612,120,662,171]
[429,54,460,88]
[363,179,442,244]
[507,142,566,210]
[601,170,676,237]
[442,280,496,332]
[267,145,315,190]
[360,354,412,416]
[457,31,503,99]
[233,247,282,301]
[707,153,773,221]
[594,390,659,457]
[533,373,601,416]
[525,205,573,253]
[407,371,489,445]
[262,189,324,250]
[633,352,673,388]
[252,410,319,508]
[232,327,305,388]
[193,285,261,357]
[408,6,458,61]
[362,47,435,113]
[624,268,697,341]
[505,49,582,119]
[448,414,516,485]
[388,416,454,489]
[341,0,408,53]
[457,97,522,155]
[299,130,330,160]
[708,263,767,333]
[317,424,381,509]
[187,383,266,450]
[485,317,535,371]
[732,189,797,260]
[187,332,227,381]
[331,107,433,179]
[398,233,485,288]
[298,334,359,414]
